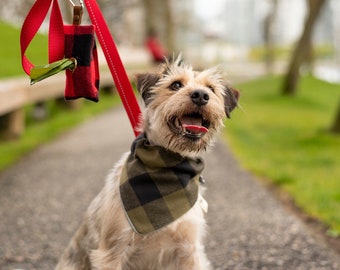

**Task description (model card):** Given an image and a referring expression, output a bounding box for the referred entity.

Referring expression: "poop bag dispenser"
[64,24,99,102]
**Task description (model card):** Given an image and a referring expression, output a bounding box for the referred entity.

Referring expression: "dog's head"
[136,56,239,155]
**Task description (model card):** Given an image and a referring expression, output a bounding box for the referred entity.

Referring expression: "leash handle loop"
[20,0,64,75]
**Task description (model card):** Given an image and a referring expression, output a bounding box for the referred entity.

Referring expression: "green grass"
[0,21,48,78]
[224,75,340,234]
[0,92,120,171]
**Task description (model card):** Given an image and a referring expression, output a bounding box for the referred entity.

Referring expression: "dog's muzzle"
[168,112,210,140]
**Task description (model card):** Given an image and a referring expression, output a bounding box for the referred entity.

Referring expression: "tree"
[281,0,327,96]
[142,0,176,52]
[163,0,175,53]
[142,0,156,36]
[263,0,279,74]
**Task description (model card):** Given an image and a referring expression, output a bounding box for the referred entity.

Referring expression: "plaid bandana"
[120,134,204,234]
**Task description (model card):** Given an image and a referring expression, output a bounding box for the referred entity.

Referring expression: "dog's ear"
[224,85,240,118]
[136,73,160,106]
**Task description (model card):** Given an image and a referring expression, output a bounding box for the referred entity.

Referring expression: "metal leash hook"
[68,0,84,25]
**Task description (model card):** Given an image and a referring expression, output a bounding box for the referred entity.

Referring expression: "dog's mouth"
[168,113,210,140]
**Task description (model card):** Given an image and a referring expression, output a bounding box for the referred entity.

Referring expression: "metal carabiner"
[68,0,84,8]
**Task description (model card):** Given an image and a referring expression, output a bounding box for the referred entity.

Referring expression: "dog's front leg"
[184,243,211,270]
[55,222,93,270]
[194,246,212,270]
[160,242,211,270]
[89,230,135,270]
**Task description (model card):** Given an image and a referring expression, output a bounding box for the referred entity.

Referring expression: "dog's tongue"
[181,116,208,134]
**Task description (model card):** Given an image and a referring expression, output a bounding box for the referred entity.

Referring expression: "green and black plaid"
[120,134,204,234]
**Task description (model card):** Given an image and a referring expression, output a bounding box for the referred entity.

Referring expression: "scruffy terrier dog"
[56,56,239,270]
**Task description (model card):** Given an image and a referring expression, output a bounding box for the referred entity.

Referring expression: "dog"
[56,56,239,270]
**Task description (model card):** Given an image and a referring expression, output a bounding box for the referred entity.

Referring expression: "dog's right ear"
[136,73,160,106]
[224,86,240,118]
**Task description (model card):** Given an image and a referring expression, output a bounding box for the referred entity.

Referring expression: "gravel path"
[0,106,339,270]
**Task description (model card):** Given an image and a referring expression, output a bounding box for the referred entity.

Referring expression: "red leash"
[20,0,64,75]
[84,0,141,136]
[20,0,141,136]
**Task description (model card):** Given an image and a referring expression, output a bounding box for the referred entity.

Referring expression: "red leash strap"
[20,0,64,75]
[48,0,65,63]
[84,0,141,136]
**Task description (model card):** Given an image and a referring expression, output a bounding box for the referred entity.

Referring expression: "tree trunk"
[331,99,340,133]
[143,0,156,35]
[163,0,176,53]
[281,0,326,96]
[263,0,278,74]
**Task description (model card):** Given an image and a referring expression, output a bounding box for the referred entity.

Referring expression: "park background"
[0,0,340,258]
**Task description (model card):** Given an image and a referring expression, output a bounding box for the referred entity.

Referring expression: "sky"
[194,0,226,20]
[192,0,309,44]
[193,0,231,37]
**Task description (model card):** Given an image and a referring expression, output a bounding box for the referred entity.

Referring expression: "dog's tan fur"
[56,57,239,270]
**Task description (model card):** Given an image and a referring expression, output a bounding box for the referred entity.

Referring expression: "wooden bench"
[0,71,116,139]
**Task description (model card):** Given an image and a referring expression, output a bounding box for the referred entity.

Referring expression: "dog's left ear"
[136,73,160,106]
[224,86,240,118]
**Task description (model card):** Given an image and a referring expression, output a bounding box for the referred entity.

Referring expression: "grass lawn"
[0,21,48,78]
[224,75,340,235]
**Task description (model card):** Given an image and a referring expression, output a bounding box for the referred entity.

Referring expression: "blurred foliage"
[249,46,291,61]
[0,21,48,78]
[225,75,340,233]
[314,43,336,59]
[249,43,335,62]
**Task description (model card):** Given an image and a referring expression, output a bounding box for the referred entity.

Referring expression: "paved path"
[0,106,339,270]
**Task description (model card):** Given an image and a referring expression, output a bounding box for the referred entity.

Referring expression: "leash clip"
[68,0,84,25]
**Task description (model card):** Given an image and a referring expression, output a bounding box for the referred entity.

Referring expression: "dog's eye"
[207,84,215,93]
[170,81,183,91]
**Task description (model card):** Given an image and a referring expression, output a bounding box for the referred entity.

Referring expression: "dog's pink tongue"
[181,116,208,134]
[183,124,208,134]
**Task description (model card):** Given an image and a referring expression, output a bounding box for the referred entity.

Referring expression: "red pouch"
[64,25,99,102]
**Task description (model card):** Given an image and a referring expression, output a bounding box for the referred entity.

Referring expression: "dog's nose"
[190,89,209,106]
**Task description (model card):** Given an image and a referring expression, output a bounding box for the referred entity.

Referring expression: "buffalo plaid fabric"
[120,133,205,234]
[64,25,100,102]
